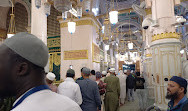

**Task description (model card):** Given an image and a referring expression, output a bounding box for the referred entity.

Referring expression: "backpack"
[135,77,145,89]
[136,79,144,87]
[98,80,107,95]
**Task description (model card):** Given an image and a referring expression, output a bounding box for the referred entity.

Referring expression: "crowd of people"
[46,65,149,111]
[0,33,188,111]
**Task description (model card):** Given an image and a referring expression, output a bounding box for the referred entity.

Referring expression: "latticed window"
[47,6,61,37]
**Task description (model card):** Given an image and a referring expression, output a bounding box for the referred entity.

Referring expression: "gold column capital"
[145,8,152,15]
[146,54,152,57]
[152,32,181,42]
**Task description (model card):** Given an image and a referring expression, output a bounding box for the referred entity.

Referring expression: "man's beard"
[165,91,179,100]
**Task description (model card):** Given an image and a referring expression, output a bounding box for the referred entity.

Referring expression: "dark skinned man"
[0,32,81,111]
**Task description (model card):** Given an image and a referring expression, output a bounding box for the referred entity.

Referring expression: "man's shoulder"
[12,90,81,111]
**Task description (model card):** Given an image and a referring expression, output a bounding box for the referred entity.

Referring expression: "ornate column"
[31,0,48,72]
[144,13,155,99]
[103,43,108,71]
[59,16,101,80]
[146,0,181,109]
[31,0,47,44]
[110,46,114,67]
[114,51,119,73]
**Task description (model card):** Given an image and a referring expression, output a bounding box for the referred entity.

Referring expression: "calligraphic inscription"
[92,43,100,63]
[47,38,61,48]
[64,50,88,60]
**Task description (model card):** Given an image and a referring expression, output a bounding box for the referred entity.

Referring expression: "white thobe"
[117,73,127,99]
[57,77,83,105]
[11,89,82,111]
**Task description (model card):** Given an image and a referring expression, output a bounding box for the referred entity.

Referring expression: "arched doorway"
[6,2,28,36]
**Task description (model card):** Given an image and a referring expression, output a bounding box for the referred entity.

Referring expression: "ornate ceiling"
[2,0,187,53]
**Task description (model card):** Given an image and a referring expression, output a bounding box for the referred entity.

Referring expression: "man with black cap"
[166,76,188,111]
[76,67,101,111]
[0,32,81,111]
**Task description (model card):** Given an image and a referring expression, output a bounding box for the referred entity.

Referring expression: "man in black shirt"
[135,72,147,111]
[126,70,136,102]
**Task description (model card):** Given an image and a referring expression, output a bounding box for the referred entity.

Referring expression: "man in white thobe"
[0,32,82,111]
[58,69,83,105]
[117,70,127,105]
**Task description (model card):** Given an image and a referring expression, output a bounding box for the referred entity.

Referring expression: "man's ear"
[179,87,185,94]
[16,62,29,76]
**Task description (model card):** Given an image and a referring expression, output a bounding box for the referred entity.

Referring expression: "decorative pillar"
[110,46,114,67]
[103,43,108,71]
[31,0,47,44]
[114,51,119,73]
[146,0,181,109]
[144,13,155,99]
[59,16,101,80]
[31,0,48,72]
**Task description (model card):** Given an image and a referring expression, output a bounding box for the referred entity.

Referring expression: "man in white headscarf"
[117,70,127,105]
[46,72,57,92]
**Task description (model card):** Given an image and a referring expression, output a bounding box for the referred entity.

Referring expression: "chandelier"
[35,0,41,8]
[54,0,72,13]
[105,45,110,50]
[44,2,51,16]
[109,0,118,24]
[128,42,133,49]
[62,11,68,20]
[109,10,118,25]
[77,6,82,18]
[84,0,91,12]
[7,0,16,38]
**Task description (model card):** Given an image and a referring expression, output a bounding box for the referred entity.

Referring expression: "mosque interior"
[0,0,188,110]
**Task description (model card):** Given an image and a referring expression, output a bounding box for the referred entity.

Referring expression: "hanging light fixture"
[128,42,133,49]
[109,0,118,24]
[85,0,91,12]
[35,0,41,8]
[44,2,51,17]
[7,0,16,38]
[115,54,119,58]
[127,10,133,50]
[62,11,67,20]
[54,0,72,12]
[105,45,109,50]
[77,6,82,19]
[102,26,105,34]
[68,20,76,34]
[109,10,118,25]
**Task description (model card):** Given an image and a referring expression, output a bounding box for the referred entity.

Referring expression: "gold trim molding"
[152,32,181,42]
[145,9,152,15]
[146,54,152,57]
[60,19,99,31]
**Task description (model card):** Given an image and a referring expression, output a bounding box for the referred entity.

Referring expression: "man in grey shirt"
[77,67,101,111]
